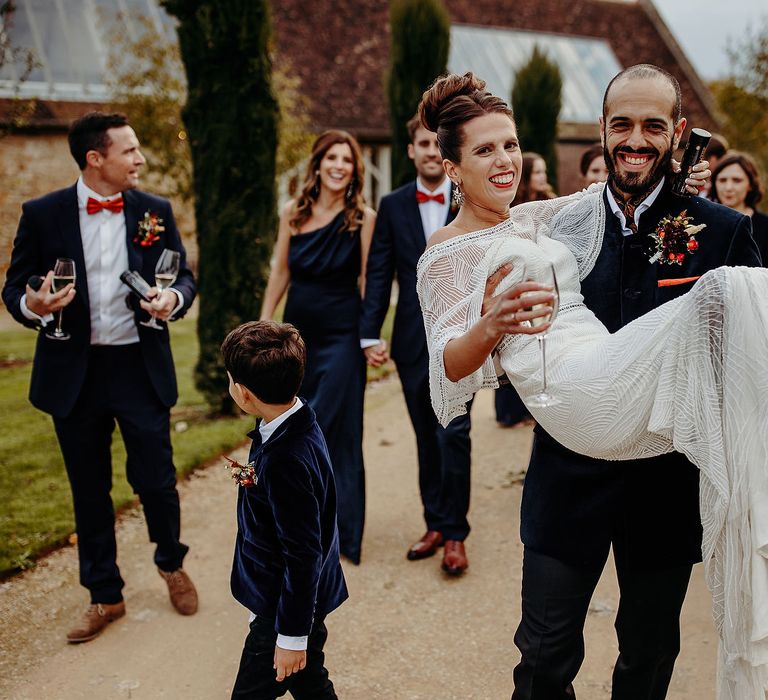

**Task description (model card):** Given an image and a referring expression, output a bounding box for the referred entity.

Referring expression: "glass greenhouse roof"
[0,0,175,100]
[449,24,623,124]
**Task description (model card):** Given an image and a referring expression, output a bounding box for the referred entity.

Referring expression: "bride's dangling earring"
[346,180,355,202]
[452,182,464,207]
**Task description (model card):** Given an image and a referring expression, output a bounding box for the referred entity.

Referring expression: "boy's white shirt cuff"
[360,338,381,349]
[276,634,308,651]
[20,294,54,325]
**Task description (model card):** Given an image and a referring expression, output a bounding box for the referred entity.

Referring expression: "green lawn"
[0,306,394,575]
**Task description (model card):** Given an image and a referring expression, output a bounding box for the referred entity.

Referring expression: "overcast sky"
[652,0,767,80]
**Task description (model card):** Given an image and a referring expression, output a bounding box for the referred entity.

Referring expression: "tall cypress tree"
[512,46,563,188]
[387,0,450,188]
[162,0,278,414]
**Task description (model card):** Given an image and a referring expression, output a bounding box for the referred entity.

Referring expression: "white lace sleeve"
[417,239,500,426]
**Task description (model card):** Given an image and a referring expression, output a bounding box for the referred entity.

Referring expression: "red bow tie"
[416,190,445,205]
[86,196,124,215]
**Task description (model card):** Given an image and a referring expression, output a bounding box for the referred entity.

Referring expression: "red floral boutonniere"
[648,210,706,266]
[134,211,165,247]
[224,456,258,487]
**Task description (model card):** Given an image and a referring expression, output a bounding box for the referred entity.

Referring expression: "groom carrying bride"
[510,65,761,698]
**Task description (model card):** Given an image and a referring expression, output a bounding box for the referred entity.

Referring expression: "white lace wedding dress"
[416,184,768,699]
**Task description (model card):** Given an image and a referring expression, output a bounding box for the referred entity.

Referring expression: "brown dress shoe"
[406,530,443,560]
[441,540,468,576]
[66,601,126,643]
[159,568,198,615]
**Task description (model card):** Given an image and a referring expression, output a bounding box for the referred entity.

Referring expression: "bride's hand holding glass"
[482,264,555,338]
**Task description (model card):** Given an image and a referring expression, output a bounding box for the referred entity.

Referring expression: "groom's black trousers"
[53,344,188,604]
[512,548,692,700]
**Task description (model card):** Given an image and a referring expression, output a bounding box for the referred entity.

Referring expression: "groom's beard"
[604,141,673,197]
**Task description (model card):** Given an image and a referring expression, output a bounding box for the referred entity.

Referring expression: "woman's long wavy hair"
[290,130,366,234]
[511,152,556,207]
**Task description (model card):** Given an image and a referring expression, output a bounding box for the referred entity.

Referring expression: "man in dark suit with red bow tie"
[360,115,472,576]
[3,112,198,642]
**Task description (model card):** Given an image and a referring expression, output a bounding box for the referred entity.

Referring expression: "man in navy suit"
[2,112,198,642]
[511,66,762,698]
[361,115,472,575]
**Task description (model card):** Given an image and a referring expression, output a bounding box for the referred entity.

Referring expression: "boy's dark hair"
[68,112,130,170]
[221,321,306,404]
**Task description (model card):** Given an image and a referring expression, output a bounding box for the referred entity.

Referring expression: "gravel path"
[0,376,717,699]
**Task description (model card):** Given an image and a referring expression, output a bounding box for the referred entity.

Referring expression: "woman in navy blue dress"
[260,131,376,563]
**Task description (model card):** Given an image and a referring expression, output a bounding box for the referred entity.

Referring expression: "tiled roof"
[272,0,718,139]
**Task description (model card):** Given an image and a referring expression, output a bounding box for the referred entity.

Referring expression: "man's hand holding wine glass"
[24,269,76,317]
[139,287,178,322]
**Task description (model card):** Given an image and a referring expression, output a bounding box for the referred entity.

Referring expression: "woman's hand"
[482,263,555,336]
[672,158,710,195]
[483,281,555,337]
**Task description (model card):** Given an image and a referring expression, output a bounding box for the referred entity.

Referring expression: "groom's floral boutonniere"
[648,210,706,266]
[224,456,258,487]
[134,211,165,247]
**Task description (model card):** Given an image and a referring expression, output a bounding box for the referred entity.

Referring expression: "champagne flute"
[141,249,180,329]
[46,258,76,341]
[524,263,561,408]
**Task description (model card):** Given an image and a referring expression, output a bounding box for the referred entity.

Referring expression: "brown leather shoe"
[406,530,443,560]
[159,568,198,615]
[441,540,468,576]
[66,601,126,643]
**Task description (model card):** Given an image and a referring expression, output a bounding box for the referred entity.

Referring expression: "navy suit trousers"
[53,344,187,602]
[396,359,472,540]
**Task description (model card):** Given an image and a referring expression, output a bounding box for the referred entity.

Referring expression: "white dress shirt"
[248,398,310,652]
[416,176,452,242]
[21,177,182,341]
[606,177,665,237]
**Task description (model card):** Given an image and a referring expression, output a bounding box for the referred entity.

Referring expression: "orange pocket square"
[658,276,701,288]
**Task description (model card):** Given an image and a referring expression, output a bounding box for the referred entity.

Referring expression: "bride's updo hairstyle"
[418,72,515,163]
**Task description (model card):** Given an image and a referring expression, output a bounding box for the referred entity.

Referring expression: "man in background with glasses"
[2,112,198,643]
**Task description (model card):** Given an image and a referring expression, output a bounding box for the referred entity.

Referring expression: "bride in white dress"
[415,74,768,698]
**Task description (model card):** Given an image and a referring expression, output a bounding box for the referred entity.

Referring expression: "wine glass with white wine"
[524,263,561,407]
[141,249,180,329]
[46,258,76,340]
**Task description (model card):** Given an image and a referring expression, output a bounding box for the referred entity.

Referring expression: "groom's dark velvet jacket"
[1,185,196,418]
[522,181,762,569]
[231,402,348,637]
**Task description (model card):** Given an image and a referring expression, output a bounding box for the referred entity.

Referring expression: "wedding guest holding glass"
[710,150,767,264]
[360,114,474,575]
[260,130,375,564]
[578,142,608,187]
[2,112,198,643]
[415,67,760,698]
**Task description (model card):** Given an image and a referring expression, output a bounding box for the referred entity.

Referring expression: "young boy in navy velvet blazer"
[221,320,348,700]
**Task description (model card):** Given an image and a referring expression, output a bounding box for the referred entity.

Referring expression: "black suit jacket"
[2,185,196,418]
[360,180,455,365]
[230,402,348,636]
[522,182,762,569]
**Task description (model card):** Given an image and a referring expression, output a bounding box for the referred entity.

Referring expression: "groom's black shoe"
[407,530,443,560]
[441,540,468,576]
